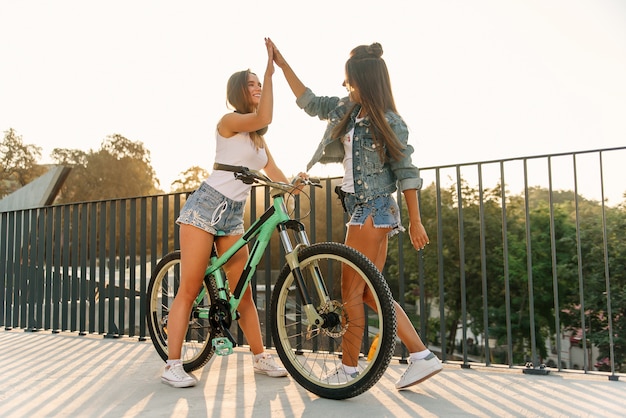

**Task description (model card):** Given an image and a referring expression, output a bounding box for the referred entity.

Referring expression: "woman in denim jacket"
[270,39,442,389]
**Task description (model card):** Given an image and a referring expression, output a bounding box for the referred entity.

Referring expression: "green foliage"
[51,134,161,203]
[386,180,626,368]
[170,166,210,193]
[560,198,626,370]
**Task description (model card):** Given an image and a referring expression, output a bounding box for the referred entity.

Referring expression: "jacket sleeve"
[388,116,423,191]
[296,88,344,121]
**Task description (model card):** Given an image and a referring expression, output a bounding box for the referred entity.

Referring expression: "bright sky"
[1,1,625,197]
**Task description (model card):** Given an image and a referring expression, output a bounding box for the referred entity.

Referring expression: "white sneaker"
[395,352,442,389]
[322,365,359,384]
[253,353,288,377]
[161,362,197,388]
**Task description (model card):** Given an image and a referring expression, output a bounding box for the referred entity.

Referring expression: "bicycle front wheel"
[271,242,397,400]
[146,250,220,372]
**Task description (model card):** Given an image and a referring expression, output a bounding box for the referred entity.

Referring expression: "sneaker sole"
[161,377,197,388]
[396,365,442,390]
[254,368,289,378]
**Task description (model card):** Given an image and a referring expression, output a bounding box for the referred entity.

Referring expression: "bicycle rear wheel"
[146,250,220,372]
[270,242,396,400]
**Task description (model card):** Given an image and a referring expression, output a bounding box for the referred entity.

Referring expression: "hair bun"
[350,42,384,60]
[366,42,383,57]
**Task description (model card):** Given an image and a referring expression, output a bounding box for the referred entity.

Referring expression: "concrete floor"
[1,329,625,418]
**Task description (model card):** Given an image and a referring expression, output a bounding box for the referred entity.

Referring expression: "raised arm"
[256,37,275,126]
[267,38,307,99]
[219,38,275,136]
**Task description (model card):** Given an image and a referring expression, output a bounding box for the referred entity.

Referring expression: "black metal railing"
[1,146,624,379]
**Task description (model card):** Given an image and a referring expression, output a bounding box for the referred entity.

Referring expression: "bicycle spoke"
[146,251,220,372]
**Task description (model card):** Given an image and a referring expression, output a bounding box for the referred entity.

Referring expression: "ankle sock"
[342,364,358,374]
[410,349,431,361]
[166,359,182,367]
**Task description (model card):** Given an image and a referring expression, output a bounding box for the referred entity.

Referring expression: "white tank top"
[204,131,268,201]
[340,118,363,194]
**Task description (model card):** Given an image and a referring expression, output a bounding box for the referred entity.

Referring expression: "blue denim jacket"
[298,87,422,202]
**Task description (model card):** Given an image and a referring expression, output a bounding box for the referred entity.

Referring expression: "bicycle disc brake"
[313,300,347,339]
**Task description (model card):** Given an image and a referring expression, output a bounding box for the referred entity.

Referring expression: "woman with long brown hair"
[270,39,442,390]
[161,38,290,388]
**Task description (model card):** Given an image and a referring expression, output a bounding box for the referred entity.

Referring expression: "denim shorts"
[176,182,246,236]
[343,193,405,237]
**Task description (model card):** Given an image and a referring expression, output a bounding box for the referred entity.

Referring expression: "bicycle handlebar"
[213,163,321,191]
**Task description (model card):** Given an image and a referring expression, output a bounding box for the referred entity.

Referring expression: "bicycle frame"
[146,167,399,398]
[197,186,326,340]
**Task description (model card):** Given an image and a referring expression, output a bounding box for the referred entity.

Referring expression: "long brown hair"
[331,43,405,162]
[226,69,266,149]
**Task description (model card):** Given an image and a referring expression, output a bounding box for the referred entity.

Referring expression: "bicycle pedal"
[212,337,234,356]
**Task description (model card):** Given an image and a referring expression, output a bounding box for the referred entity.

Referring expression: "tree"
[51,134,161,203]
[386,180,613,365]
[170,166,209,193]
[0,128,46,198]
[560,196,626,371]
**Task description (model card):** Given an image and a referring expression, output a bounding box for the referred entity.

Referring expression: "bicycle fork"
[209,219,331,355]
[278,221,328,335]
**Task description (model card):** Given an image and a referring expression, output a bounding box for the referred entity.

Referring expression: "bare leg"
[346,218,427,356]
[339,252,368,367]
[216,235,265,355]
[167,224,213,360]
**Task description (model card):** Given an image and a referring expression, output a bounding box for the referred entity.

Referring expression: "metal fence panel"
[1,147,625,378]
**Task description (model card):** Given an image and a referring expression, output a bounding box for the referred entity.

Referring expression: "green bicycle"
[146,164,397,399]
